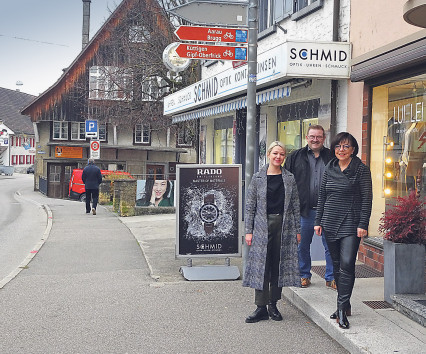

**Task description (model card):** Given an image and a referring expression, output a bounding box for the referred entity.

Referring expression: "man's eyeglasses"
[307,135,324,140]
[334,144,351,151]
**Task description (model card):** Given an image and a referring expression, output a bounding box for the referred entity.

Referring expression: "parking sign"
[85,120,98,138]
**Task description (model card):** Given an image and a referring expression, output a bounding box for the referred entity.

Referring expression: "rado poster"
[176,164,242,258]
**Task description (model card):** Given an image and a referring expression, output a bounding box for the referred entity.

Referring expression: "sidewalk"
[0,191,347,354]
[122,213,426,354]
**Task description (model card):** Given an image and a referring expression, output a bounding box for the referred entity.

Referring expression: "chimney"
[82,0,91,49]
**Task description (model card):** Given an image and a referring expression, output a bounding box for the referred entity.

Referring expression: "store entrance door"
[48,163,78,199]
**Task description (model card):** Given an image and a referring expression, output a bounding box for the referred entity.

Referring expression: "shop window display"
[370,75,425,236]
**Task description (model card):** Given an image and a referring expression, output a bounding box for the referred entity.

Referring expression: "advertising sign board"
[55,146,83,159]
[176,164,242,258]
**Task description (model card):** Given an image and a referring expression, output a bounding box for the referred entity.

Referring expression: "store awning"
[172,83,291,123]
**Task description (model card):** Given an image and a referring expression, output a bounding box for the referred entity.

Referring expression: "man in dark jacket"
[82,158,103,215]
[284,125,335,289]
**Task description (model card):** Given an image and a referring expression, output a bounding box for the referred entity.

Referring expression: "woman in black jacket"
[314,132,372,329]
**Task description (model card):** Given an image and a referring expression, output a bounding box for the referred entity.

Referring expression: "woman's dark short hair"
[330,132,359,156]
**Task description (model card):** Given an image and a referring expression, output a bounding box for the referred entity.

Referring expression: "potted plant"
[379,191,425,303]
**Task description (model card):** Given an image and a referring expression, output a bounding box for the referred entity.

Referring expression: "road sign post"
[175,26,248,43]
[175,43,247,61]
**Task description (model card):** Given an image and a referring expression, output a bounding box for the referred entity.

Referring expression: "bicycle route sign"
[175,25,248,43]
[175,43,247,61]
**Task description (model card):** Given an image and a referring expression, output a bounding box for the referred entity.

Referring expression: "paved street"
[0,174,46,281]
[0,183,347,354]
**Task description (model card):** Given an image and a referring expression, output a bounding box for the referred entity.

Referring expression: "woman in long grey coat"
[243,141,301,323]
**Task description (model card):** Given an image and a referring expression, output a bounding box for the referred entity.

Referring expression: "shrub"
[378,192,425,244]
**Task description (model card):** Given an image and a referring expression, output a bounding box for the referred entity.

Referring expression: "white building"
[0,87,36,173]
[165,0,351,167]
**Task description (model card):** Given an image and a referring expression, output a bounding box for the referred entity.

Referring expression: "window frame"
[71,122,86,141]
[52,121,69,140]
[134,124,151,145]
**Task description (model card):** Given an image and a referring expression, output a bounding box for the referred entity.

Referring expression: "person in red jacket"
[82,158,103,215]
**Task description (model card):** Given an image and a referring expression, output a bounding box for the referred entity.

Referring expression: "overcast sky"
[0,0,123,96]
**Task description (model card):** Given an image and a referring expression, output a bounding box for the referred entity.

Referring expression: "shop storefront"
[351,34,426,271]
[370,75,425,234]
[165,40,350,172]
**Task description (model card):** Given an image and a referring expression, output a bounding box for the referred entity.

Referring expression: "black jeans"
[255,214,283,306]
[85,188,99,213]
[326,235,361,311]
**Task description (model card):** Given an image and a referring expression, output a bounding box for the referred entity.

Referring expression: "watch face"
[199,204,219,223]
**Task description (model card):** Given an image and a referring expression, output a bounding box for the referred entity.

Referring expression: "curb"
[282,286,367,354]
[0,204,53,289]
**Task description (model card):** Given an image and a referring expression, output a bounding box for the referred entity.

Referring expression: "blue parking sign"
[85,120,98,138]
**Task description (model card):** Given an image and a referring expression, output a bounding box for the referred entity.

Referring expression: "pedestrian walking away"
[243,141,301,323]
[284,125,335,290]
[82,158,103,215]
[314,132,373,329]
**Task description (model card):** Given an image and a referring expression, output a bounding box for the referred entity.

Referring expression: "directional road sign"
[175,26,248,43]
[168,0,248,26]
[85,120,98,138]
[175,43,247,61]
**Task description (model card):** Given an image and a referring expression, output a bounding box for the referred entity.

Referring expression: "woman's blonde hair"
[267,141,286,155]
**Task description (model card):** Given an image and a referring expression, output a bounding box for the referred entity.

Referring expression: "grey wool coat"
[243,164,301,290]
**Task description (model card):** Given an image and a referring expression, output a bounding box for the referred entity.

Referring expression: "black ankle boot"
[268,302,283,321]
[330,305,351,319]
[336,309,350,329]
[245,306,269,323]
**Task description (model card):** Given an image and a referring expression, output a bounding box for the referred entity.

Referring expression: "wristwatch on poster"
[199,193,219,234]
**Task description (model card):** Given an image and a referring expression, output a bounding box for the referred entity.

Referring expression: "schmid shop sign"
[164,41,350,116]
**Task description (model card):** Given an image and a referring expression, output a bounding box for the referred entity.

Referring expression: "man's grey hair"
[88,158,95,164]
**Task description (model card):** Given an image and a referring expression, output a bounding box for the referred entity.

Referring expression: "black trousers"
[326,235,361,311]
[255,214,283,306]
[85,188,99,213]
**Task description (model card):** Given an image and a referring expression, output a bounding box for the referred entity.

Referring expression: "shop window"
[71,122,86,140]
[177,121,195,147]
[370,74,425,236]
[135,124,150,144]
[277,99,320,155]
[53,121,68,140]
[214,116,234,164]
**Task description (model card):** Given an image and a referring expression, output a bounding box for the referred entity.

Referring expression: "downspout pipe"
[330,0,340,138]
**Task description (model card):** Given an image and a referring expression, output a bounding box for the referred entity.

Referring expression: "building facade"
[348,0,426,271]
[21,0,198,199]
[165,0,351,173]
[0,87,35,173]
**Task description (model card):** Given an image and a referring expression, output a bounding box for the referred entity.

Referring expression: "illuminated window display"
[370,74,425,236]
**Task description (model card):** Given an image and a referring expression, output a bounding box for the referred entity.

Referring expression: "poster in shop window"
[176,164,242,258]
